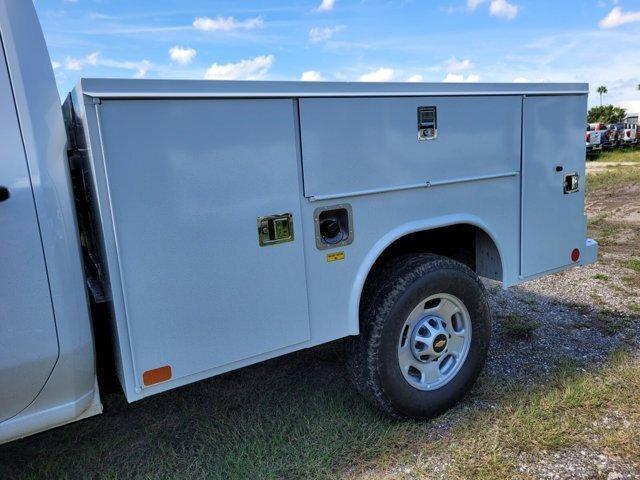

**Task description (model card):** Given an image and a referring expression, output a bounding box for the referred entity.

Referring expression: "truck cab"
[0,0,100,443]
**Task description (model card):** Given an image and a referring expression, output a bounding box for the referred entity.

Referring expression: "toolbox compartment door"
[94,98,310,390]
[521,95,587,278]
[298,96,522,199]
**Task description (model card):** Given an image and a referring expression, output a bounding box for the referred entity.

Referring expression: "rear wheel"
[346,254,491,419]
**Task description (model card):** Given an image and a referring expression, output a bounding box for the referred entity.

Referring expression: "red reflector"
[571,248,580,262]
[143,365,172,386]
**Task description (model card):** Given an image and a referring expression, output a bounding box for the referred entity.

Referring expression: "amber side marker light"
[571,248,580,262]
[143,365,172,386]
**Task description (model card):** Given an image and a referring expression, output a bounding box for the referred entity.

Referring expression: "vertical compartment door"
[521,95,587,278]
[96,98,310,388]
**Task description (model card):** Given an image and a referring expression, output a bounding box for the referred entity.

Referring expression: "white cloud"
[443,73,481,82]
[513,76,529,83]
[599,7,640,28]
[132,60,151,78]
[89,13,113,20]
[467,0,486,11]
[51,60,61,70]
[64,51,152,78]
[359,67,395,82]
[317,0,336,12]
[466,0,518,19]
[85,52,100,66]
[489,0,518,19]
[65,57,83,71]
[444,57,473,72]
[204,54,274,80]
[301,70,323,81]
[407,74,424,82]
[309,25,345,42]
[193,16,263,32]
[169,46,196,65]
[620,100,640,116]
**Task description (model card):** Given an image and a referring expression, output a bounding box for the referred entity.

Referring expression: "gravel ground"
[485,262,640,384]
[517,449,638,480]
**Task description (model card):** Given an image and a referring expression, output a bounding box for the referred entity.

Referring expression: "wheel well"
[361,224,502,312]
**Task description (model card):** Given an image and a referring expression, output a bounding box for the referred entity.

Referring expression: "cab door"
[0,40,59,421]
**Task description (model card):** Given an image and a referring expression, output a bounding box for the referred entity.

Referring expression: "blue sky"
[35,0,640,112]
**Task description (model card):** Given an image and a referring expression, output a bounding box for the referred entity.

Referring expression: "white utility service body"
[0,0,597,443]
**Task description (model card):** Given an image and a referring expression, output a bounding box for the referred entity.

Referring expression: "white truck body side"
[0,0,597,442]
[63,78,596,403]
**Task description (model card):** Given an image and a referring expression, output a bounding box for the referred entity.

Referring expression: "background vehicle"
[605,123,623,148]
[0,0,597,443]
[588,123,611,149]
[621,123,638,146]
[586,126,602,154]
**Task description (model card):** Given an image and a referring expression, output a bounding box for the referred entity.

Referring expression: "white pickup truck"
[0,0,597,444]
[621,123,638,146]
[586,125,602,154]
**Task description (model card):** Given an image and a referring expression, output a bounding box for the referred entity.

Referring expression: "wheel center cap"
[410,316,448,361]
[433,334,448,353]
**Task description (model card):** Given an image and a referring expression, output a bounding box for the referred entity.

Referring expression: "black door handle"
[0,186,10,202]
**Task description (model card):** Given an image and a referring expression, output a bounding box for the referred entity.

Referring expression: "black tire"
[345,253,491,419]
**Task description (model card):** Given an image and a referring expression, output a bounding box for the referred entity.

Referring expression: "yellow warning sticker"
[326,251,345,262]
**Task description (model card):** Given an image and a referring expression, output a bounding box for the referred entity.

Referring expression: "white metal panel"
[94,99,311,394]
[0,37,58,422]
[78,78,589,99]
[298,96,522,198]
[521,95,588,277]
[0,0,97,442]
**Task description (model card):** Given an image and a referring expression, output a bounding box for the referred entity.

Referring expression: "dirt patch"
[587,182,640,221]
[587,161,639,174]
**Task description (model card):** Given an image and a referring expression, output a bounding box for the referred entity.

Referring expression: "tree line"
[587,84,638,124]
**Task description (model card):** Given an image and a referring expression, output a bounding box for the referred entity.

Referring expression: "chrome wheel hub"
[397,293,472,391]
[409,316,449,361]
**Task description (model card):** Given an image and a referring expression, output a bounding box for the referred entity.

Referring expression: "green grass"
[586,164,640,192]
[592,147,640,163]
[587,214,622,246]
[593,309,635,336]
[4,347,638,480]
[364,352,640,479]
[622,259,640,273]
[499,313,539,339]
[593,273,610,281]
[586,148,640,192]
[565,301,592,316]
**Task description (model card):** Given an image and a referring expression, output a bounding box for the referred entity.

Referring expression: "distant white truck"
[0,0,597,444]
[586,126,602,154]
[621,123,638,146]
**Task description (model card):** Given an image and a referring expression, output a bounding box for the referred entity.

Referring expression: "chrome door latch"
[563,172,579,194]
[258,213,294,246]
[418,106,437,141]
